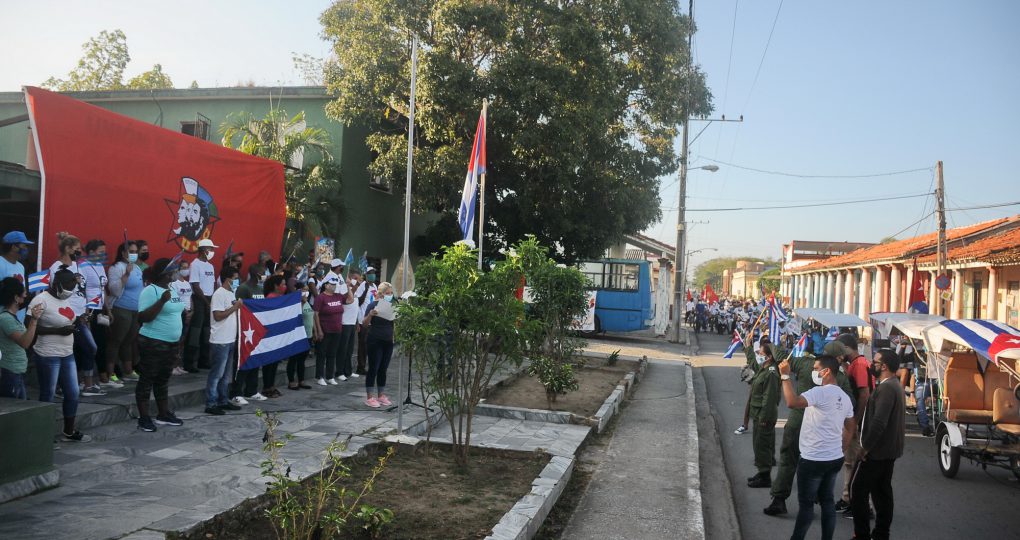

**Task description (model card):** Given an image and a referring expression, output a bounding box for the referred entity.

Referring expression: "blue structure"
[579,259,653,333]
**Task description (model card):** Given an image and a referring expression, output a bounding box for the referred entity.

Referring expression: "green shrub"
[528,355,580,407]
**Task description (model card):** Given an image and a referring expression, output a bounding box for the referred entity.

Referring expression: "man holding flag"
[236,291,310,379]
[762,334,855,517]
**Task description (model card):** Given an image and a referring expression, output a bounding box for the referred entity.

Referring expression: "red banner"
[25,86,285,266]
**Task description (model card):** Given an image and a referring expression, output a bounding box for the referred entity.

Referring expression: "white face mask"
[811,370,824,386]
[755,354,766,366]
[206,251,216,261]
[179,269,190,279]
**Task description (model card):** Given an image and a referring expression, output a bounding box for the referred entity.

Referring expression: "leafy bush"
[528,355,580,407]
[258,410,393,540]
[355,504,395,539]
[607,349,621,366]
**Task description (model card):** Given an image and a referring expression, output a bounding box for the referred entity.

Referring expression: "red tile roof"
[794,216,1017,272]
[916,225,1020,265]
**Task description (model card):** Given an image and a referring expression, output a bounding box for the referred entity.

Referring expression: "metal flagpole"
[397,37,418,434]
[477,100,487,270]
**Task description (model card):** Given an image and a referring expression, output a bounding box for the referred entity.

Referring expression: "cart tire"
[937,426,960,478]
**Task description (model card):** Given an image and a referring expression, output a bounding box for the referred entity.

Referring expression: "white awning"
[792,308,867,328]
[869,312,946,340]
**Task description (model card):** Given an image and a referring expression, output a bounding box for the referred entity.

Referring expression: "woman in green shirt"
[0,277,42,399]
[135,258,187,433]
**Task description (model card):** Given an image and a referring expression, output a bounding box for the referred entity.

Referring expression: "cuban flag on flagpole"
[824,326,839,342]
[237,292,310,371]
[457,110,486,242]
[791,333,808,357]
[767,293,787,345]
[27,270,50,293]
[723,330,743,359]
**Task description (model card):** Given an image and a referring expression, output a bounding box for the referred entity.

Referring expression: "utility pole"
[935,160,946,317]
[671,0,695,344]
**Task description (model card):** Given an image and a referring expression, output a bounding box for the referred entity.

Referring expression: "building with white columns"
[787,216,1020,327]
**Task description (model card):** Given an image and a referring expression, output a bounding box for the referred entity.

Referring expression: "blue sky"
[1,1,1017,272]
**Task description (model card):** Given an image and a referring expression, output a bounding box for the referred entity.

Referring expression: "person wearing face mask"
[205,266,244,414]
[335,270,362,382]
[747,341,781,488]
[170,261,194,375]
[29,268,92,442]
[105,241,143,387]
[313,276,347,386]
[835,333,873,515]
[79,239,110,396]
[287,282,314,391]
[184,239,218,372]
[0,277,43,399]
[135,239,151,272]
[134,258,188,432]
[737,335,777,435]
[361,282,396,408]
[232,263,268,402]
[764,341,855,517]
[355,266,379,376]
[778,355,856,540]
[258,274,290,398]
[0,231,34,322]
[849,348,905,540]
[50,232,102,397]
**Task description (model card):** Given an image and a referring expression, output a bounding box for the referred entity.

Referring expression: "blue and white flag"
[238,292,310,371]
[824,326,839,342]
[27,270,50,293]
[723,330,743,359]
[767,294,787,346]
[791,333,808,357]
[457,110,486,241]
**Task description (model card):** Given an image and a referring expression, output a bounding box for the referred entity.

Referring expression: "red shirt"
[847,355,874,391]
[313,293,345,334]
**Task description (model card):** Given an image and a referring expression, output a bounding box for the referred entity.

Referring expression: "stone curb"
[681,360,706,540]
[592,355,648,434]
[484,455,574,540]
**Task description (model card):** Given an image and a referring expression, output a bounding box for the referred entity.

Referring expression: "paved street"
[691,330,1020,540]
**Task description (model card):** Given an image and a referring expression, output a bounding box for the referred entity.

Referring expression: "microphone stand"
[387,351,432,412]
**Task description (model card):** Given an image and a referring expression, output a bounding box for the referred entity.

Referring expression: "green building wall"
[0,87,430,281]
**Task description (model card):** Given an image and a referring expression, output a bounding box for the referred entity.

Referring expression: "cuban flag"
[457,110,486,241]
[824,326,839,342]
[791,333,808,357]
[767,293,787,345]
[27,270,50,293]
[908,262,928,314]
[359,251,369,274]
[237,292,309,371]
[939,320,1020,370]
[723,330,743,359]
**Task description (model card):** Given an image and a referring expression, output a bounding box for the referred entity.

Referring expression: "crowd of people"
[704,293,907,540]
[0,230,398,440]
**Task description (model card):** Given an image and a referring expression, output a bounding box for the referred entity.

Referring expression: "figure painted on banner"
[167,176,220,252]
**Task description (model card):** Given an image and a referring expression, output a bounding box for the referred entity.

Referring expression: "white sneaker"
[327,378,338,385]
[101,379,124,388]
[231,396,249,406]
[350,373,360,378]
[248,393,268,401]
[734,426,748,435]
[317,378,328,386]
[338,375,348,382]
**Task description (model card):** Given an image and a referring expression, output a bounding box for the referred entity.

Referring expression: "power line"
[947,200,1020,212]
[682,192,930,212]
[888,211,935,240]
[740,0,785,112]
[696,155,933,179]
[714,0,740,158]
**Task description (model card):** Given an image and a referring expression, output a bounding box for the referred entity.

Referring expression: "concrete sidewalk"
[560,360,704,540]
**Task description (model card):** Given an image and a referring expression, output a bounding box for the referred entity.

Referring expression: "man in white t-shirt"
[185,238,218,371]
[779,355,855,540]
[205,265,243,415]
[322,259,349,296]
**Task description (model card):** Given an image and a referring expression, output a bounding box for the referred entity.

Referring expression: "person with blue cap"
[0,231,34,322]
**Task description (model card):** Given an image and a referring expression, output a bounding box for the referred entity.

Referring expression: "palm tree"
[220,110,342,238]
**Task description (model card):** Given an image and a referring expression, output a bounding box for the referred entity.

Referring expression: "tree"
[189,80,200,89]
[220,110,344,238]
[127,64,174,89]
[396,242,528,466]
[320,0,712,263]
[43,29,130,91]
[759,268,781,294]
[692,256,780,292]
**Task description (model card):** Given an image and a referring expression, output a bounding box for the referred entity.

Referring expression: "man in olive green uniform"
[763,339,856,515]
[747,341,782,488]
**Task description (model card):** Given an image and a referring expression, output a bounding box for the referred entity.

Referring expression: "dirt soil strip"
[483,361,638,417]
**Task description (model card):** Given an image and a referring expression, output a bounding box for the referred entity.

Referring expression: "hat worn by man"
[330,258,345,268]
[365,265,376,272]
[823,340,851,358]
[197,239,219,249]
[2,231,34,244]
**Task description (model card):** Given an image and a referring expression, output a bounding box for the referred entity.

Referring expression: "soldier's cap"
[823,340,851,358]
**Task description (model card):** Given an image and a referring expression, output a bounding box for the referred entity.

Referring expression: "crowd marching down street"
[0,229,399,440]
[686,287,910,540]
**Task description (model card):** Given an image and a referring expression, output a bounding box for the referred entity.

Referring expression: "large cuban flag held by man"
[238,292,309,371]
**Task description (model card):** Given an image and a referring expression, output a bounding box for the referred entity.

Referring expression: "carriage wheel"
[937,426,960,478]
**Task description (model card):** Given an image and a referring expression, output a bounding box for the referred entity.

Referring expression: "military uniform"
[766,353,855,511]
[748,353,781,486]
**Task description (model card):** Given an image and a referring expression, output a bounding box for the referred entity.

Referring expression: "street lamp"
[671,164,719,343]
